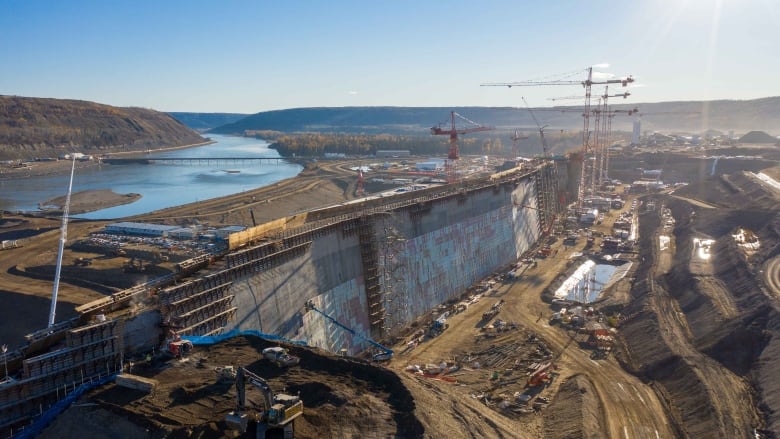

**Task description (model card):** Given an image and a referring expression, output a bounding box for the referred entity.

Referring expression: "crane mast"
[482,66,634,209]
[510,130,528,158]
[522,97,560,235]
[48,157,76,328]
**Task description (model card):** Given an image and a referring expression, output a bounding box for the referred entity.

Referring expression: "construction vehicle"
[215,365,237,383]
[225,367,304,438]
[527,361,557,387]
[427,313,449,338]
[304,300,393,362]
[73,257,92,266]
[163,331,193,358]
[262,347,300,367]
[482,299,505,321]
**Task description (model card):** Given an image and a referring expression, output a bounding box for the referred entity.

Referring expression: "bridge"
[100,157,312,166]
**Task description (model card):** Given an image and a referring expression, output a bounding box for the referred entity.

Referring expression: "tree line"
[249,130,584,158]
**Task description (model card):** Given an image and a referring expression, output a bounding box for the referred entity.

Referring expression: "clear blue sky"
[1,0,777,113]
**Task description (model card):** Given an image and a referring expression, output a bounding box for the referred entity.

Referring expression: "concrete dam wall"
[226,172,541,354]
[0,166,545,432]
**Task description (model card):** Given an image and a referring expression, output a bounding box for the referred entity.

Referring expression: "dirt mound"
[618,196,766,437]
[542,374,605,439]
[40,335,424,439]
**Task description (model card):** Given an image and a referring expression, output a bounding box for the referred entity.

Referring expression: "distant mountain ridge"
[168,112,248,130]
[0,95,206,160]
[210,97,780,136]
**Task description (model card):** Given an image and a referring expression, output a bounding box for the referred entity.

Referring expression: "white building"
[632,119,641,145]
[105,222,179,237]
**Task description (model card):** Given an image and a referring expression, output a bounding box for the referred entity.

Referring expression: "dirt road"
[390,228,676,439]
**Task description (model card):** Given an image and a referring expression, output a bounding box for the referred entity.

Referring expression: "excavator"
[225,366,304,438]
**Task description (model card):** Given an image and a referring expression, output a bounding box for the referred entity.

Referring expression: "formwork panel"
[297,279,369,355]
[228,226,363,340]
[386,178,540,330]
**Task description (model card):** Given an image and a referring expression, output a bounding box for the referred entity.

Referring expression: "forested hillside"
[211,97,780,135]
[261,130,585,158]
[0,95,206,160]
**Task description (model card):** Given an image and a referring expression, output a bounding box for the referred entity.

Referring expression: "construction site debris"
[115,373,158,393]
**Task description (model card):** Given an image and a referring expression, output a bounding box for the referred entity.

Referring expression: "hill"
[739,130,779,144]
[0,95,206,160]
[210,97,780,136]
[168,112,248,130]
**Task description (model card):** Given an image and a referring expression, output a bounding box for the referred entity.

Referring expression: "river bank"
[0,139,215,180]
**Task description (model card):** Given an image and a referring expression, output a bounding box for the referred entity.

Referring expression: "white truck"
[262,347,300,367]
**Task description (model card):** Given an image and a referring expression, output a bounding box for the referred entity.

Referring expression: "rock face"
[0,95,206,160]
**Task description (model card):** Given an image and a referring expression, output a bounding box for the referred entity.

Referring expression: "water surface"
[0,135,301,219]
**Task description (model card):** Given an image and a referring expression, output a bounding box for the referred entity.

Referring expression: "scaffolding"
[357,216,384,340]
[378,213,408,338]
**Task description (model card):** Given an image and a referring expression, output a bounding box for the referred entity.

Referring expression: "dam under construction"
[0,161,562,433]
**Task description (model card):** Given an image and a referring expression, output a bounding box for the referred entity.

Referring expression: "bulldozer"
[225,367,303,438]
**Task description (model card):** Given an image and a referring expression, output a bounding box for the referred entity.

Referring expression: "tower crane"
[522,97,560,236]
[593,87,634,189]
[548,91,630,102]
[430,111,494,183]
[48,157,76,328]
[510,130,528,158]
[482,66,634,209]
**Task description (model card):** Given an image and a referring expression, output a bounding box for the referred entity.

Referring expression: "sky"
[1,0,778,114]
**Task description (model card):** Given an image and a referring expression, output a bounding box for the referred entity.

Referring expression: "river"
[0,134,301,219]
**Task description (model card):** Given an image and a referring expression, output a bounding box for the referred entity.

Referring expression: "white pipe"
[48,158,76,328]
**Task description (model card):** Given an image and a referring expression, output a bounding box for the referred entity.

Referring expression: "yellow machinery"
[225,367,303,438]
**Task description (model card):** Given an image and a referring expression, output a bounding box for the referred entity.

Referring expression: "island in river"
[39,189,141,215]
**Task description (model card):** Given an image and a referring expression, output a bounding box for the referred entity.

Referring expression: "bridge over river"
[100,156,314,166]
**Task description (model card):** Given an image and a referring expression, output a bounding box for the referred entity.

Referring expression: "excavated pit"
[618,189,779,438]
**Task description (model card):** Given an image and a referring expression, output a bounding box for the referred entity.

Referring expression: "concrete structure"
[632,119,641,145]
[105,222,180,237]
[216,226,246,239]
[415,160,445,172]
[376,150,411,158]
[0,164,556,433]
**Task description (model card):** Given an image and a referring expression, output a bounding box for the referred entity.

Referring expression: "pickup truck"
[262,347,300,367]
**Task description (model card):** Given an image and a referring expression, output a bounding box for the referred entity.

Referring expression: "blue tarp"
[17,374,117,439]
[182,329,307,346]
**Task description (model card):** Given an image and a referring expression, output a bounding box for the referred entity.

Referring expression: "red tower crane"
[430,111,493,183]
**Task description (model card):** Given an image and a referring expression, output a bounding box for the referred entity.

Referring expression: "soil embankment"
[39,335,425,439]
[619,190,778,437]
